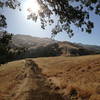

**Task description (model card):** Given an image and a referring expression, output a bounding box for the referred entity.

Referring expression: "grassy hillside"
[0,55,100,100]
[10,35,100,60]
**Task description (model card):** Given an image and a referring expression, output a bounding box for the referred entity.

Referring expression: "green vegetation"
[0,31,13,64]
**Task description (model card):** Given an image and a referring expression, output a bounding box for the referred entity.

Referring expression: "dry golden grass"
[0,54,100,100]
[34,55,100,99]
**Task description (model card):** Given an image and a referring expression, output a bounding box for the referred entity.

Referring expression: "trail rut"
[11,59,64,100]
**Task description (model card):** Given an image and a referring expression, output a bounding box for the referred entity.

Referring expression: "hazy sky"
[1,0,100,45]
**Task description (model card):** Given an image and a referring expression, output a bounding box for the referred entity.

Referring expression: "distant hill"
[10,34,100,59]
[11,34,55,48]
[77,43,100,54]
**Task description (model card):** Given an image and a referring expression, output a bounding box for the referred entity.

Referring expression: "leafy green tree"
[0,0,20,64]
[0,31,13,64]
[0,2,12,64]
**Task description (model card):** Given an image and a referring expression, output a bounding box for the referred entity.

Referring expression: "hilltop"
[11,34,55,48]
[0,55,100,100]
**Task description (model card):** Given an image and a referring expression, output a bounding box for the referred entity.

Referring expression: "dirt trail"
[11,59,64,100]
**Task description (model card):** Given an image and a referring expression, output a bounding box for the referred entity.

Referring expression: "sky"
[1,0,100,45]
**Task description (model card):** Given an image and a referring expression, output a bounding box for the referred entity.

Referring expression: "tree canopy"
[0,0,20,64]
[29,0,100,37]
[0,0,100,37]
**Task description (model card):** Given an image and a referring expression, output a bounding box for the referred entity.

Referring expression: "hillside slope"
[0,55,100,100]
[10,35,100,59]
[11,34,55,48]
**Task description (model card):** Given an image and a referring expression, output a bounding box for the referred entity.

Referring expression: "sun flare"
[23,0,40,16]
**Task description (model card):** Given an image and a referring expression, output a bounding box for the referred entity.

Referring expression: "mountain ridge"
[10,34,100,59]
